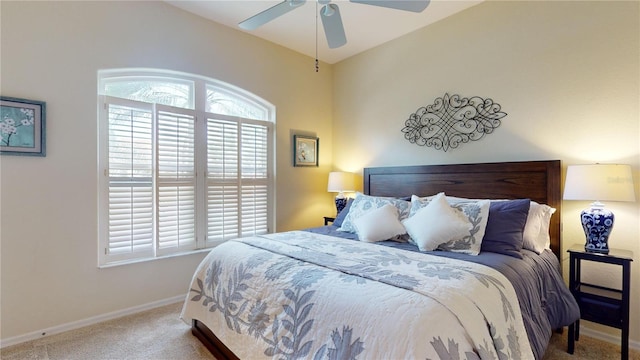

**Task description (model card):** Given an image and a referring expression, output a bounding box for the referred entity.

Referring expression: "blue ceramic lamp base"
[581,202,614,254]
[335,197,347,215]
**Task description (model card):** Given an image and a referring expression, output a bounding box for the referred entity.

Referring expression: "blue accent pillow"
[480,199,531,259]
[332,198,353,227]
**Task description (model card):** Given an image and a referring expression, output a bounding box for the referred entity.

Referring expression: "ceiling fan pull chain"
[315,0,319,72]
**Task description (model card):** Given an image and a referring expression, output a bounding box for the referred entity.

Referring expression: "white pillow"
[402,193,472,251]
[339,192,411,233]
[353,204,407,242]
[410,194,490,255]
[523,202,556,254]
[541,207,556,250]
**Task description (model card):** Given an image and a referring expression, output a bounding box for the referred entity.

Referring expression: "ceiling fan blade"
[321,4,347,49]
[239,0,306,30]
[349,0,430,13]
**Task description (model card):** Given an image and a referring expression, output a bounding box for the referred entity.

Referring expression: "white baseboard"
[580,326,640,352]
[0,295,185,349]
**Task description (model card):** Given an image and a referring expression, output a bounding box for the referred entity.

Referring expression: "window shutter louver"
[241,184,269,236]
[156,108,196,253]
[241,123,269,179]
[240,122,270,236]
[207,118,238,179]
[106,101,154,259]
[205,118,270,240]
[207,185,239,243]
[108,186,154,255]
[206,117,240,243]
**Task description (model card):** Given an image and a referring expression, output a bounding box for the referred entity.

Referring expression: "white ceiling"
[166,0,483,64]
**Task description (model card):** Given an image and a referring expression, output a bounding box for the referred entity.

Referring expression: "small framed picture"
[1,96,46,156]
[293,135,318,167]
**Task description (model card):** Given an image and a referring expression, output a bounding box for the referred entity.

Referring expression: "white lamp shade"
[327,172,356,193]
[563,164,635,202]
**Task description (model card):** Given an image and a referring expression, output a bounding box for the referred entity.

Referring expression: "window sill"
[98,247,215,269]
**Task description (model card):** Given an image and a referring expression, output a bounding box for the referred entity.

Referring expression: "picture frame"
[293,135,319,167]
[1,96,46,156]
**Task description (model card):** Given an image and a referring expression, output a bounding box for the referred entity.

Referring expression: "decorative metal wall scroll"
[401,93,506,152]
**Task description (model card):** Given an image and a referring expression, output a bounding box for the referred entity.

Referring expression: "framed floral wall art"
[1,96,46,156]
[293,135,318,167]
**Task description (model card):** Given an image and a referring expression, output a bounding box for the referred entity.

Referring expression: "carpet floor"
[1,302,638,359]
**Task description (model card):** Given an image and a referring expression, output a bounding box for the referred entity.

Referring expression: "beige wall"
[333,0,640,345]
[0,1,334,341]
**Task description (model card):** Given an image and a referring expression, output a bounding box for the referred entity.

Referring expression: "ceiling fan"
[239,0,431,49]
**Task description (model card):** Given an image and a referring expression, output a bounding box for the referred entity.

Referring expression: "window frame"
[97,69,276,267]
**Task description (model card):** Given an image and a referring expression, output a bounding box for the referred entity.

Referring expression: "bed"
[181,160,580,360]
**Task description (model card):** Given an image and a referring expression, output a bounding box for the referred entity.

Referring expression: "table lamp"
[563,164,635,253]
[327,171,356,214]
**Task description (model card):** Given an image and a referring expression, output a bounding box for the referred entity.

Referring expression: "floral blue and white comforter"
[181,231,534,359]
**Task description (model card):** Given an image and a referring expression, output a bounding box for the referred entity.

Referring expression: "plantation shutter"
[99,71,275,266]
[156,106,196,254]
[105,99,154,261]
[240,122,269,236]
[206,117,239,244]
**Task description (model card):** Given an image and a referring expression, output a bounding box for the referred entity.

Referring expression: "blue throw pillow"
[480,199,530,259]
[332,198,353,227]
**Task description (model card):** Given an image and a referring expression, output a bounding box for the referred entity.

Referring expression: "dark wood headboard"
[363,160,562,260]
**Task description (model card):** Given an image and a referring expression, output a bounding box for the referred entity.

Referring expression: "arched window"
[97,69,275,266]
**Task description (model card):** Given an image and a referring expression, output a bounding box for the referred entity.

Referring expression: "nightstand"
[323,216,335,226]
[567,244,633,359]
